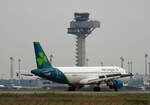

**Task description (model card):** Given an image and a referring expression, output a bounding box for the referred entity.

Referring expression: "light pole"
[128,61,130,73]
[86,58,89,66]
[130,61,132,73]
[100,61,103,66]
[120,56,124,68]
[50,54,53,64]
[148,62,150,79]
[10,57,14,85]
[144,54,148,77]
[18,58,21,85]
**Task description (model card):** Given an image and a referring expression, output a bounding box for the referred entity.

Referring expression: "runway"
[0,90,150,94]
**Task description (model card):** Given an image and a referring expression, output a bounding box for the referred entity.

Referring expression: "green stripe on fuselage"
[55,68,70,84]
[58,69,70,84]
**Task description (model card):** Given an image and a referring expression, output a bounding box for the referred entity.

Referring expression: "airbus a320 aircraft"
[31,42,133,91]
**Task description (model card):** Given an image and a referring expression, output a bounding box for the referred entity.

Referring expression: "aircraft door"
[56,70,61,79]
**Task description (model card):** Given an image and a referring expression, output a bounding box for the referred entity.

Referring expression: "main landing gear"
[114,88,118,91]
[108,84,119,91]
[68,86,76,91]
[93,86,101,91]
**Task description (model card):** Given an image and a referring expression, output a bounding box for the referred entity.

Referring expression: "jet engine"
[109,80,123,91]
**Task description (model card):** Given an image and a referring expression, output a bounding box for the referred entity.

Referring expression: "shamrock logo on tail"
[37,52,47,67]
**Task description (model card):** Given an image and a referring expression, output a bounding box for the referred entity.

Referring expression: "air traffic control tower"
[68,13,100,66]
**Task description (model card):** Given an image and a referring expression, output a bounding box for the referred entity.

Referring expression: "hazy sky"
[0,0,150,79]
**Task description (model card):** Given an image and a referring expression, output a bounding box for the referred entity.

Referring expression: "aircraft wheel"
[68,86,76,91]
[93,87,101,91]
[109,85,113,89]
[114,88,118,91]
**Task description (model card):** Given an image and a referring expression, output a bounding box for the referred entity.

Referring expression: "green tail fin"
[33,42,52,69]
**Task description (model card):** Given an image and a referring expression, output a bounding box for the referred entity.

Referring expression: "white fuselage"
[57,66,128,84]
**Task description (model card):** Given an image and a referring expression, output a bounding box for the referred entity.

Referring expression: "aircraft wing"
[80,73,132,84]
[21,73,33,76]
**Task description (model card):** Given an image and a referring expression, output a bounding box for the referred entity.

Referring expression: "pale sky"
[0,0,150,79]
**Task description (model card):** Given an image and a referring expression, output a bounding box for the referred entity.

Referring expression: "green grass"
[0,92,150,105]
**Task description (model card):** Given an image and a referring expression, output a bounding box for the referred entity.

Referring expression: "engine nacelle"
[112,80,123,89]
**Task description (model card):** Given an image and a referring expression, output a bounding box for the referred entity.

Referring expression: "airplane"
[31,42,133,91]
[11,85,22,89]
[0,85,6,89]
